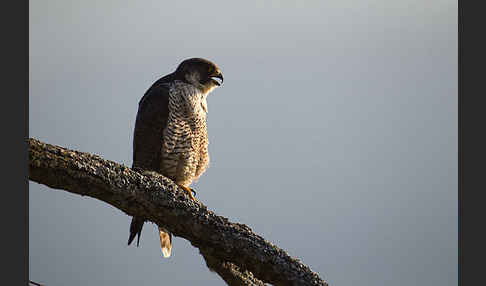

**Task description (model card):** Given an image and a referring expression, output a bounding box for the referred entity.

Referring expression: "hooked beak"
[211,70,224,86]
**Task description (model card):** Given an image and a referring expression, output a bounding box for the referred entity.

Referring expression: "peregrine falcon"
[127,58,223,258]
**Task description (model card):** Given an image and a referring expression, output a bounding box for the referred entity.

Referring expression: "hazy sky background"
[29,1,457,285]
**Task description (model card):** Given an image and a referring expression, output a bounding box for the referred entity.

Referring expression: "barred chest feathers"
[160,81,210,185]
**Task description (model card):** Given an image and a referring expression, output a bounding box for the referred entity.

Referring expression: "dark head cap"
[174,58,223,90]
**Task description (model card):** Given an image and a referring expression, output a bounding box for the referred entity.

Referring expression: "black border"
[459,1,486,285]
[4,0,28,285]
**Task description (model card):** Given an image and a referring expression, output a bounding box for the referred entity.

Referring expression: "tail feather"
[159,227,172,258]
[128,216,144,247]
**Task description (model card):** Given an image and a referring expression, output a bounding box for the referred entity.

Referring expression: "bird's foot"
[179,185,197,201]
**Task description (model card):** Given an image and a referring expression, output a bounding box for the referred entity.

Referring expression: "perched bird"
[127,58,223,257]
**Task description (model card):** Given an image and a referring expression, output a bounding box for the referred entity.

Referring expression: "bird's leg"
[178,185,197,201]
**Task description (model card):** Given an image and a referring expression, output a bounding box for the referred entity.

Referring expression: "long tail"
[128,216,144,247]
[158,227,172,258]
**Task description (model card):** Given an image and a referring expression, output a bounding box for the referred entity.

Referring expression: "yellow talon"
[179,185,197,201]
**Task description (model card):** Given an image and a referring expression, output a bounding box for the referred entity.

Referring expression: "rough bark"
[201,250,267,286]
[28,138,328,286]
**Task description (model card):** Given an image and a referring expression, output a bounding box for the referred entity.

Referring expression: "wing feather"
[128,74,173,247]
[132,75,173,172]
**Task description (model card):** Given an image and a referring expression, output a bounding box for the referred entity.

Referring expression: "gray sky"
[29,1,457,285]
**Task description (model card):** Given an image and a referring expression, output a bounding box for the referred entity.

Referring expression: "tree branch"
[28,138,328,286]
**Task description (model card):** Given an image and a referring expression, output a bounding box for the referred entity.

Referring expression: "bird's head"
[174,58,224,94]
